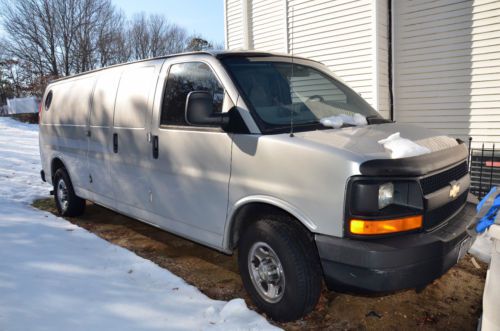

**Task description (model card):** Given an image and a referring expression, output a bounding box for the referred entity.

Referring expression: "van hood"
[292,122,459,161]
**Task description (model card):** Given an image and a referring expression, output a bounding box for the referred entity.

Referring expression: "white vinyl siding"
[375,0,390,118]
[225,0,500,144]
[224,0,387,115]
[393,0,500,147]
[288,0,378,109]
[226,0,246,49]
[250,0,286,52]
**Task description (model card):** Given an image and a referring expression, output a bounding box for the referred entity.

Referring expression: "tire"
[238,215,322,321]
[53,168,86,217]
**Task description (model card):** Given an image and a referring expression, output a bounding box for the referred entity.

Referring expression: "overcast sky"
[112,0,225,44]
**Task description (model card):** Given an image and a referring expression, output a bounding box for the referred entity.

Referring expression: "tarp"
[476,187,500,233]
[469,187,500,263]
[6,97,39,114]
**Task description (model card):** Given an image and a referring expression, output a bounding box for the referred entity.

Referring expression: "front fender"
[222,195,318,251]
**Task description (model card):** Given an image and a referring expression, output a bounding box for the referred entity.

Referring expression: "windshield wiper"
[366,115,393,124]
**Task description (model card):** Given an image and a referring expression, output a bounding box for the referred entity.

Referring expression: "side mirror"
[185,91,230,127]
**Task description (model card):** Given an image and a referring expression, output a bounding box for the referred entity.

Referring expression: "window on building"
[160,62,224,126]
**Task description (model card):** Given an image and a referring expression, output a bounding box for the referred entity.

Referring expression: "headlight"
[378,182,394,209]
[347,178,423,237]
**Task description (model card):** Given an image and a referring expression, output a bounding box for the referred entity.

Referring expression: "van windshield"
[222,57,382,132]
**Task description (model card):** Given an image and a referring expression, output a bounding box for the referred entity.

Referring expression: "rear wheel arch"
[53,167,86,216]
[51,157,66,181]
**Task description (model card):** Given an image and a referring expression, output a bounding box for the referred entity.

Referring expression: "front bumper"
[316,196,477,293]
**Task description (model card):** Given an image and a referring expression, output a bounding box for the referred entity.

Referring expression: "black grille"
[424,191,468,229]
[420,162,468,195]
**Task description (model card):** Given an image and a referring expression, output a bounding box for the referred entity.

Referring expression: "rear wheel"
[238,215,322,321]
[53,168,85,217]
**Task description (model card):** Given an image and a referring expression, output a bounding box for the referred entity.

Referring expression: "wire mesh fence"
[468,138,499,199]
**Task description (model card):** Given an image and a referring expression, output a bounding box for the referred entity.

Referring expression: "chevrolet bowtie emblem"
[449,181,460,199]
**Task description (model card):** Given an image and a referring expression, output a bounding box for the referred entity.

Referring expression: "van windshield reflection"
[222,58,381,132]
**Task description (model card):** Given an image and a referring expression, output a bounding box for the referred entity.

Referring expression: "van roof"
[49,50,315,84]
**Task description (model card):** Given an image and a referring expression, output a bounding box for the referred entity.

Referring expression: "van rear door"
[148,58,233,247]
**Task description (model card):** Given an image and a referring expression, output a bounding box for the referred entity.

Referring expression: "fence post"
[490,144,496,192]
[479,143,485,198]
[468,137,473,172]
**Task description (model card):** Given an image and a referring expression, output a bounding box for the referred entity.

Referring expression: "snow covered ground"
[0,117,279,331]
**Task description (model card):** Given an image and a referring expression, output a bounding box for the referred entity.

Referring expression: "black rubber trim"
[359,143,468,177]
[317,199,476,293]
[40,170,46,182]
[424,175,470,211]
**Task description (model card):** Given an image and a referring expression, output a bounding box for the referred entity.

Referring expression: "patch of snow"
[377,132,431,159]
[320,113,367,128]
[0,117,280,331]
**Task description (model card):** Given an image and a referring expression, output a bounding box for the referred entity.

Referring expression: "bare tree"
[72,0,116,72]
[1,0,59,76]
[55,0,79,76]
[0,0,213,96]
[129,13,189,60]
[130,13,150,60]
[165,25,188,54]
[96,9,130,67]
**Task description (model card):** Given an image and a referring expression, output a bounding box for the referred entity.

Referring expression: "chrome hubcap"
[248,242,285,303]
[57,179,69,211]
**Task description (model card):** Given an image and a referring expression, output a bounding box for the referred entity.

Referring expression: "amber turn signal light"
[349,215,423,235]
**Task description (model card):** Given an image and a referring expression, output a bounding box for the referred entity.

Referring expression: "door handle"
[152,135,159,159]
[113,133,118,153]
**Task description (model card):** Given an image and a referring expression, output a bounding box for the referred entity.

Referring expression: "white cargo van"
[39,51,476,321]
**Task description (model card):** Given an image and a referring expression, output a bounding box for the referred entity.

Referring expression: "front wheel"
[53,168,86,217]
[238,216,322,321]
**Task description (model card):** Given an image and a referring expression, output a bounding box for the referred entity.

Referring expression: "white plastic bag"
[469,232,493,264]
[378,132,431,159]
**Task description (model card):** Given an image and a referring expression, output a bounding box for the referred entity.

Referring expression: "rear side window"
[44,90,53,110]
[114,66,155,129]
[160,62,224,126]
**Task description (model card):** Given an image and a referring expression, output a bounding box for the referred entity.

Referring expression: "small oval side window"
[45,90,53,110]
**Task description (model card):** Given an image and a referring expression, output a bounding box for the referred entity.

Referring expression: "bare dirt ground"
[33,198,486,330]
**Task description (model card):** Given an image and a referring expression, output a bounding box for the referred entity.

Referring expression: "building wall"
[375,0,391,119]
[250,0,287,52]
[393,0,500,147]
[224,0,500,145]
[225,0,246,49]
[224,0,390,117]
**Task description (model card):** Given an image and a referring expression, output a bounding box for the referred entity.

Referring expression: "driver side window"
[160,62,224,126]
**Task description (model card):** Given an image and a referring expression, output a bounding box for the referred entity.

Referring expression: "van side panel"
[41,76,95,191]
[86,69,122,207]
[110,64,158,212]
